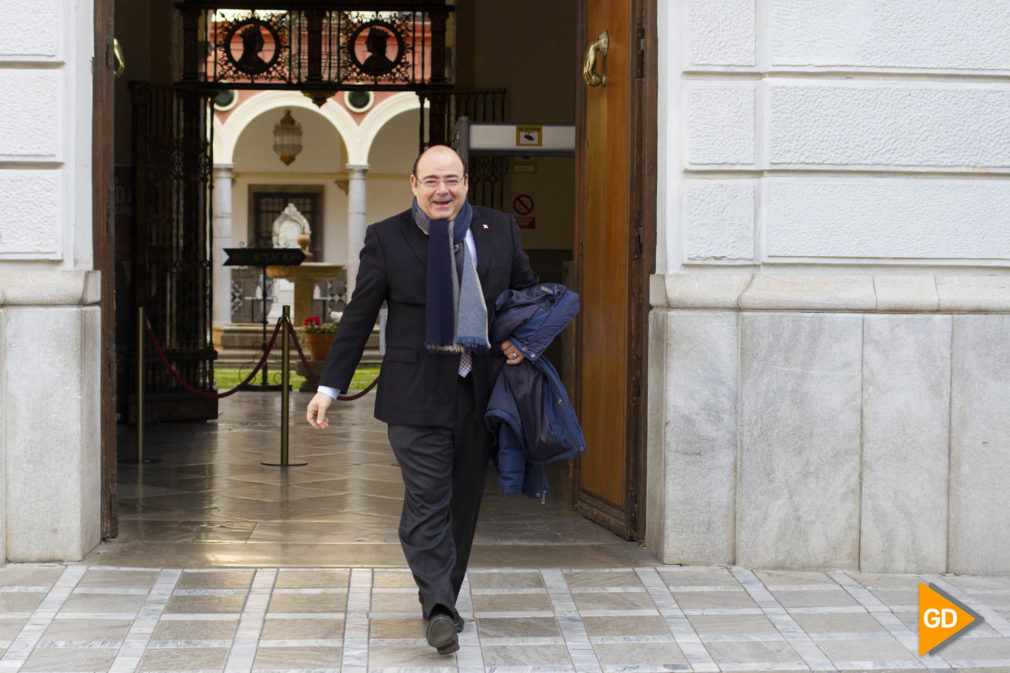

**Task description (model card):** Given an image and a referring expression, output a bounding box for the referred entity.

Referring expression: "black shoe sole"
[426,615,458,655]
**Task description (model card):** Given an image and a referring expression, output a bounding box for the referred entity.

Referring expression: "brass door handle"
[113,38,126,79]
[582,30,609,87]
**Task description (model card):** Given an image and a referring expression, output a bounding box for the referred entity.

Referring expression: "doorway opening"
[97,0,655,565]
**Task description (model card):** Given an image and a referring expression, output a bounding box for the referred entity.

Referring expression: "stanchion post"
[263,306,307,467]
[137,305,145,463]
[281,305,290,463]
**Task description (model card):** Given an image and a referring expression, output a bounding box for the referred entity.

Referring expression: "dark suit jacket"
[319,206,539,427]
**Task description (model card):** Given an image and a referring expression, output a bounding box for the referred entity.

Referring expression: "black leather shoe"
[452,612,464,633]
[425,613,459,655]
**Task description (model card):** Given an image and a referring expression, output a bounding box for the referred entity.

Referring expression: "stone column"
[345,164,369,300]
[212,164,234,327]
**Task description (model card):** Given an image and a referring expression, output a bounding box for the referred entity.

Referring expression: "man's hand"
[501,339,526,365]
[306,392,333,429]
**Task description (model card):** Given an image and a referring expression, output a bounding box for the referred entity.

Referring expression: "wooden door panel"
[573,0,636,535]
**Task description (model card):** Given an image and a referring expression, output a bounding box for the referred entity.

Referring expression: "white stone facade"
[3,0,1010,572]
[651,1,1010,572]
[0,0,101,562]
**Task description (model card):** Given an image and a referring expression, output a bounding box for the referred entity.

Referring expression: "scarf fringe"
[426,344,465,354]
[455,336,490,352]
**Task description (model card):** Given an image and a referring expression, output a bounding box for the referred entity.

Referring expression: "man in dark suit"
[306,145,538,655]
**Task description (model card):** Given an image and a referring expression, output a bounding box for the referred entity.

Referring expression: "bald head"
[412,145,466,178]
[410,145,469,220]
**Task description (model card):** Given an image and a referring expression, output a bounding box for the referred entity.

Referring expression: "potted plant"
[299,316,338,361]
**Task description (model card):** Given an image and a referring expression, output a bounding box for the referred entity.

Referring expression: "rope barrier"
[145,317,283,399]
[143,313,379,402]
[285,321,379,401]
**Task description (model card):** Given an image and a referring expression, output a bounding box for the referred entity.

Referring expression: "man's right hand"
[307,392,333,429]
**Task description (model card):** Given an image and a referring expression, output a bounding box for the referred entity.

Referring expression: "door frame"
[94,0,117,539]
[572,0,657,539]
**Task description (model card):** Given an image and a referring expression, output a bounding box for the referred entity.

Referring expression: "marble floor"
[97,391,656,569]
[2,564,1010,672]
[0,393,1004,671]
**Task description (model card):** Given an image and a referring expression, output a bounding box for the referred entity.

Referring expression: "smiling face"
[410,146,469,221]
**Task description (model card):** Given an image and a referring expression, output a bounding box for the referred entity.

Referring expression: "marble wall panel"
[0,308,4,563]
[655,310,738,564]
[3,306,100,560]
[686,85,756,166]
[687,0,756,67]
[0,71,62,161]
[0,171,62,259]
[768,83,1010,170]
[738,313,862,569]
[768,0,1010,72]
[646,311,669,555]
[950,315,1010,574]
[765,179,1010,262]
[0,0,62,61]
[861,315,950,573]
[80,307,101,551]
[684,181,756,262]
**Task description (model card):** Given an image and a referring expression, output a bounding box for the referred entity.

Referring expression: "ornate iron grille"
[178,2,452,99]
[130,82,217,423]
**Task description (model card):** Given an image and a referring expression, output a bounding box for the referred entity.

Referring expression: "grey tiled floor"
[0,393,998,671]
[2,564,1010,671]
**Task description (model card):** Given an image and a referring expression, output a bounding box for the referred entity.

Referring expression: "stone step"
[213,322,381,367]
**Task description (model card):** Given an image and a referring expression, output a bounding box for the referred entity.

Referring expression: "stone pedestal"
[265,263,346,325]
[0,271,101,562]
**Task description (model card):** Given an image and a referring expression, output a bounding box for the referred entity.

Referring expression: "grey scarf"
[411,199,489,354]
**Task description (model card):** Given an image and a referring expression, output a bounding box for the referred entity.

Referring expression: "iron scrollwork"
[342,16,411,82]
[182,3,452,93]
[215,14,290,83]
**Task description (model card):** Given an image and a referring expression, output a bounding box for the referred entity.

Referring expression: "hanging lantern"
[272,109,303,166]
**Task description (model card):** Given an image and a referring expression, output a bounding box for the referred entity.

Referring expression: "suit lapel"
[397,211,428,270]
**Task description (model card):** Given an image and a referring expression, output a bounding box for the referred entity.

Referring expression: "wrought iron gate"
[129,82,217,423]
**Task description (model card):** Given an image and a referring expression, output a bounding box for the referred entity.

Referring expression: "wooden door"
[95,0,117,539]
[572,0,656,539]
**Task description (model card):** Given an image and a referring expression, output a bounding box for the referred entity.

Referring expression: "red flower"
[304,316,322,327]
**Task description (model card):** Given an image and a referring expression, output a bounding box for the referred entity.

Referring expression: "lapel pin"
[482,223,489,229]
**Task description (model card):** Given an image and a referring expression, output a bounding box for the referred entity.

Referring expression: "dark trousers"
[387,376,491,620]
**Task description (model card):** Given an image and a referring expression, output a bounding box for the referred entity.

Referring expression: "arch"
[358,92,427,164]
[216,91,365,164]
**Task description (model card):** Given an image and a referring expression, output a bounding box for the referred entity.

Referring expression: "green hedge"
[213,365,380,393]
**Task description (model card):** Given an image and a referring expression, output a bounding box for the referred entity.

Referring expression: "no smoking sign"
[512,193,536,229]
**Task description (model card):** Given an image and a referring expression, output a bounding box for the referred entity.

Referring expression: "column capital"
[345,163,370,175]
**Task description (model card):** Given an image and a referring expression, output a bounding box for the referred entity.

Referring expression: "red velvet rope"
[284,320,379,401]
[144,315,378,402]
[145,318,283,399]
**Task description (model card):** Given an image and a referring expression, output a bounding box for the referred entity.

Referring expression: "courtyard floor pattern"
[0,564,1010,672]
